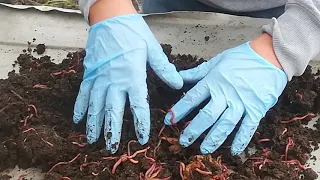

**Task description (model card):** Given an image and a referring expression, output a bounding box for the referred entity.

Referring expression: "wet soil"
[0,43,320,180]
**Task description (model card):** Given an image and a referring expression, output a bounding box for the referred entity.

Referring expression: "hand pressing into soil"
[164,35,288,155]
[74,4,183,153]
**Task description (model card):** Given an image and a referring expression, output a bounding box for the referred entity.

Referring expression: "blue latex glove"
[164,42,287,155]
[73,14,183,153]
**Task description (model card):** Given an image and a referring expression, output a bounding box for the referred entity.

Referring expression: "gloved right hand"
[164,41,287,155]
[73,14,183,154]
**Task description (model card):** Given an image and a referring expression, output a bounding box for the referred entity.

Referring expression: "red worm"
[41,138,54,148]
[168,109,176,126]
[153,139,162,158]
[103,157,118,161]
[158,109,167,114]
[28,104,38,117]
[61,177,71,180]
[257,139,271,143]
[112,147,150,174]
[127,140,138,156]
[296,93,303,100]
[194,168,212,175]
[280,113,316,124]
[22,128,37,133]
[112,155,128,174]
[158,125,166,137]
[69,153,81,163]
[47,162,68,175]
[72,142,87,147]
[18,173,29,180]
[285,137,294,161]
[179,162,185,179]
[144,150,156,163]
[80,162,100,171]
[282,160,307,170]
[47,154,81,175]
[33,84,48,89]
[281,128,288,136]
[23,114,34,126]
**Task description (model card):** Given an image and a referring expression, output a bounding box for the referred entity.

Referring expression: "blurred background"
[0,0,141,11]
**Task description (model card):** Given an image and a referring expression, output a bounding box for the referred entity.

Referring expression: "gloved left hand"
[164,42,288,155]
[73,14,183,153]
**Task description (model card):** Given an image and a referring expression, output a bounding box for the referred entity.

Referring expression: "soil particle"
[35,44,46,55]
[205,36,210,41]
[304,168,318,180]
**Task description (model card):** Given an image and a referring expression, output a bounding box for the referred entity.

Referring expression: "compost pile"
[1,43,320,180]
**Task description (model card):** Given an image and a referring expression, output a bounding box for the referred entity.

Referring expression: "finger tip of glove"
[105,140,120,154]
[164,114,172,125]
[73,114,83,124]
[110,146,119,154]
[178,70,188,78]
[231,140,246,155]
[165,75,183,90]
[179,136,190,148]
[200,143,215,154]
[138,136,149,145]
[87,136,98,144]
[200,147,212,155]
[179,70,196,82]
[231,148,242,156]
[73,116,79,124]
[170,80,183,90]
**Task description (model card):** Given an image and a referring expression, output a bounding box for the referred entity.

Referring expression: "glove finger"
[179,55,221,83]
[128,82,150,145]
[164,79,210,125]
[179,94,227,148]
[231,113,261,155]
[148,43,183,90]
[73,79,93,124]
[86,76,108,144]
[104,86,127,154]
[200,102,244,154]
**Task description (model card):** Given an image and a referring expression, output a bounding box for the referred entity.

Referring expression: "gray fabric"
[142,0,285,18]
[262,0,320,80]
[198,0,287,12]
[79,0,96,23]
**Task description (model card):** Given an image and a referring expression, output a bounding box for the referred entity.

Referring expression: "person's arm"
[74,0,183,154]
[262,0,320,80]
[79,0,136,25]
[250,33,283,70]
[162,0,320,155]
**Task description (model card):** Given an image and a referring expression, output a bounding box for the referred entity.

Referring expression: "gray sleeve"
[262,0,320,81]
[78,0,97,24]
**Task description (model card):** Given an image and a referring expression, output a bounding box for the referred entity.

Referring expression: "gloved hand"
[73,14,183,153]
[164,42,287,155]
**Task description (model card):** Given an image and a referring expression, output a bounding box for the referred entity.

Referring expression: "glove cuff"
[78,0,97,24]
[262,0,320,81]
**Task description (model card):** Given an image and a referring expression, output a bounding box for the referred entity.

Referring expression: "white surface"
[1,166,44,179]
[0,2,81,13]
[0,3,320,179]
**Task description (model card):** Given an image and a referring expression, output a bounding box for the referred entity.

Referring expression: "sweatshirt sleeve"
[78,0,97,24]
[262,0,320,81]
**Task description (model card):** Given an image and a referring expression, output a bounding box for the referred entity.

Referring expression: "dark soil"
[35,44,46,55]
[0,43,320,180]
